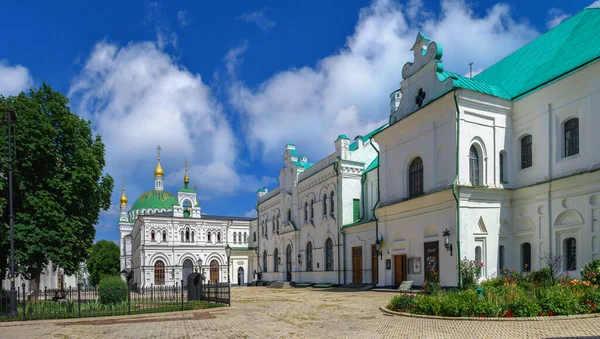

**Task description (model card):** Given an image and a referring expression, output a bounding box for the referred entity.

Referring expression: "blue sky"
[0,0,597,243]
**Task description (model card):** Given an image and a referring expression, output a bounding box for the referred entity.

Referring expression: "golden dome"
[154,159,164,177]
[120,187,128,206]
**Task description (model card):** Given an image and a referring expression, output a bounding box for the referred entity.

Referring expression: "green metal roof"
[293,160,314,170]
[337,134,350,140]
[473,9,600,100]
[363,156,379,174]
[131,190,178,211]
[438,71,511,100]
[349,123,389,151]
[177,187,196,193]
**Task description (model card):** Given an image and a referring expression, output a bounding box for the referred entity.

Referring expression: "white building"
[372,9,600,288]
[119,148,256,287]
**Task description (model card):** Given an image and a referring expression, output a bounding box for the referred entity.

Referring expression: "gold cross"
[156,145,162,159]
[185,159,188,172]
[122,178,126,191]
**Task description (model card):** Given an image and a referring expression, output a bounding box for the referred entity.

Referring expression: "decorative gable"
[390,32,454,124]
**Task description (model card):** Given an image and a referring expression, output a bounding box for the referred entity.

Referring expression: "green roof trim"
[337,134,351,140]
[438,71,511,100]
[293,160,314,170]
[363,156,379,174]
[342,218,375,230]
[177,187,196,193]
[473,9,600,100]
[349,123,389,151]
[131,190,178,211]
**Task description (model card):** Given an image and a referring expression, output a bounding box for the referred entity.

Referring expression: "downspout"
[368,137,381,286]
[333,158,342,285]
[452,89,463,288]
[547,103,553,258]
[255,203,261,280]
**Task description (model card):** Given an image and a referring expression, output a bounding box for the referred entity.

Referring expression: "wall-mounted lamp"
[298,254,302,265]
[375,238,382,260]
[278,256,282,265]
[443,228,453,256]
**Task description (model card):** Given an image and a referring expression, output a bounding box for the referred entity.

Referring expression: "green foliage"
[390,294,416,312]
[98,275,128,305]
[87,240,121,286]
[0,84,114,282]
[529,268,555,287]
[537,285,586,315]
[581,260,600,285]
[459,258,484,290]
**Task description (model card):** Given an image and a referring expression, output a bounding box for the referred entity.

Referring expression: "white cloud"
[237,9,276,32]
[177,10,191,28]
[0,60,34,96]
[546,8,570,29]
[145,2,177,49]
[224,41,248,78]
[69,40,268,200]
[588,1,600,8]
[229,0,539,161]
[244,209,257,218]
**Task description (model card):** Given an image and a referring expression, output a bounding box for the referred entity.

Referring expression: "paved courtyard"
[1,286,600,338]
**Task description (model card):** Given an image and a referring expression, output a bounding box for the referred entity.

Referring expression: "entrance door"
[352,246,363,284]
[237,267,244,286]
[182,259,194,286]
[371,244,378,284]
[286,245,292,282]
[393,255,407,286]
[424,241,439,282]
[210,260,219,283]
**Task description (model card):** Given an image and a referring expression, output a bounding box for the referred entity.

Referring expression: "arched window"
[564,118,579,157]
[304,201,308,222]
[306,242,313,272]
[330,191,335,214]
[325,238,334,271]
[234,232,237,243]
[243,232,247,243]
[162,231,166,242]
[565,238,577,271]
[180,230,184,242]
[154,260,165,285]
[253,231,257,242]
[323,194,327,215]
[274,248,279,272]
[499,151,507,183]
[521,243,531,272]
[498,245,505,270]
[217,232,221,243]
[191,231,194,242]
[469,146,480,186]
[238,232,242,243]
[287,209,291,223]
[276,215,280,231]
[185,227,190,242]
[408,157,423,197]
[521,135,532,169]
[272,218,275,232]
[475,246,482,278]
[151,230,155,242]
[310,199,314,220]
[263,250,268,272]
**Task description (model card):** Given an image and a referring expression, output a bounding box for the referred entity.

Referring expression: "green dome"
[131,190,178,212]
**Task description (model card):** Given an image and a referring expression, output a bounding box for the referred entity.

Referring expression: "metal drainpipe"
[368,137,380,286]
[547,103,553,258]
[452,89,463,288]
[333,159,342,285]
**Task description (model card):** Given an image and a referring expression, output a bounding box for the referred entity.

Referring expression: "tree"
[0,83,114,288]
[541,252,564,285]
[87,240,120,286]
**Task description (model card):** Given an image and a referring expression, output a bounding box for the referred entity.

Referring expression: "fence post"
[69,286,72,300]
[181,279,184,311]
[77,283,81,318]
[44,286,47,301]
[127,281,131,315]
[151,284,153,303]
[22,283,26,321]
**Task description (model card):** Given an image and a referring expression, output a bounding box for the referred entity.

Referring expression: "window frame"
[408,157,424,197]
[469,145,480,186]
[325,238,334,271]
[565,237,577,271]
[564,118,579,158]
[521,242,532,272]
[306,242,313,272]
[520,135,533,169]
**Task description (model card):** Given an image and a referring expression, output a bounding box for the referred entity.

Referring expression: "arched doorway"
[182,259,194,286]
[154,260,165,286]
[237,267,244,286]
[286,245,292,282]
[210,260,219,283]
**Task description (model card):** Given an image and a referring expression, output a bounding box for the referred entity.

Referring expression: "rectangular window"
[564,118,579,157]
[521,136,532,169]
[353,199,360,222]
[499,153,505,183]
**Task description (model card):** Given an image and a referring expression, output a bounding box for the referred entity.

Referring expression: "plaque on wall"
[408,257,421,274]
[386,259,391,270]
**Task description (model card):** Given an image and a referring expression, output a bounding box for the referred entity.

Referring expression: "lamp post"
[442,229,453,256]
[4,110,18,317]
[225,244,231,285]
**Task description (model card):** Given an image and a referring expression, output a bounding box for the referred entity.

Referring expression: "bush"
[459,258,484,290]
[538,285,585,315]
[98,275,128,305]
[581,260,600,285]
[390,294,416,312]
[529,268,555,287]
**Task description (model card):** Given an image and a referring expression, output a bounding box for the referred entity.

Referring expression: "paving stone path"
[1,286,600,338]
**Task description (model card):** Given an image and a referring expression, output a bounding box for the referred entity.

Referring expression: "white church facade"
[256,8,600,288]
[119,148,257,288]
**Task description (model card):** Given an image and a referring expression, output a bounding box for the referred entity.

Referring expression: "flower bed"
[387,260,600,318]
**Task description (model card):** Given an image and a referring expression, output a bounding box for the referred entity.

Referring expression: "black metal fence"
[0,280,230,322]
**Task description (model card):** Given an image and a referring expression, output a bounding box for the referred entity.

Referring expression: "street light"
[225,244,231,306]
[4,110,18,317]
[443,229,453,256]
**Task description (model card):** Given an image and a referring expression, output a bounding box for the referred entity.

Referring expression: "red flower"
[547,311,553,316]
[505,310,513,317]
[538,312,543,316]
[479,314,485,318]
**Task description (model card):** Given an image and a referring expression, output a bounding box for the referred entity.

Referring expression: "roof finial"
[469,62,474,78]
[184,159,189,186]
[154,145,164,177]
[156,145,162,160]
[120,179,128,206]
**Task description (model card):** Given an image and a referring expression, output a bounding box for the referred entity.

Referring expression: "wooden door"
[210,260,219,283]
[352,246,363,284]
[371,244,377,284]
[424,242,439,282]
[393,255,407,286]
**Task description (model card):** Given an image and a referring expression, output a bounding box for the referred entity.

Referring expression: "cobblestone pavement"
[1,286,600,339]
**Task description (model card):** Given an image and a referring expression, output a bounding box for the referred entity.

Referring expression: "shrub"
[473,299,500,317]
[529,268,555,287]
[459,258,483,290]
[98,275,128,305]
[581,260,600,285]
[422,279,441,294]
[538,285,585,315]
[390,294,416,312]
